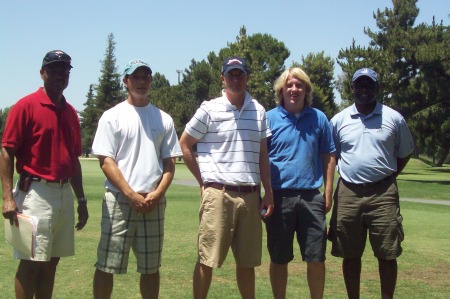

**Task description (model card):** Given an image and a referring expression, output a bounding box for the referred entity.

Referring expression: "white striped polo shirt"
[185,90,271,185]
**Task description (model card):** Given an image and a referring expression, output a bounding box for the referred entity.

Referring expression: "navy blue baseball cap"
[352,68,378,82]
[222,56,249,75]
[42,50,72,68]
[123,59,152,76]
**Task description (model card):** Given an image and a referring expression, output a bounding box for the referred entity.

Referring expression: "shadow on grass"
[428,168,450,173]
[399,179,450,185]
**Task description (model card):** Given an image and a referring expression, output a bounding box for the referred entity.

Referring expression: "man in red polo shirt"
[1,50,89,299]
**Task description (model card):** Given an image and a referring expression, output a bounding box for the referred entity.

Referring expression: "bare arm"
[179,132,203,188]
[97,155,147,213]
[1,146,17,224]
[70,159,88,230]
[259,138,274,217]
[143,157,176,212]
[321,152,336,214]
[394,154,412,178]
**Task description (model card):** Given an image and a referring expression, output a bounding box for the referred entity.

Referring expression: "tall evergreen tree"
[94,33,124,111]
[293,52,337,119]
[337,0,449,165]
[78,33,124,155]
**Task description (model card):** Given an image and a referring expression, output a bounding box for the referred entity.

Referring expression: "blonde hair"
[273,67,313,107]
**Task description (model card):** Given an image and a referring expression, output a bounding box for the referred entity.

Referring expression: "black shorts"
[265,189,326,264]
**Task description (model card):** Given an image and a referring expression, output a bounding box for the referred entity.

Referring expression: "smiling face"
[281,75,306,114]
[352,76,378,106]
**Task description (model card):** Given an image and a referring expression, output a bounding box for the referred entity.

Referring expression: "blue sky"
[1,0,448,111]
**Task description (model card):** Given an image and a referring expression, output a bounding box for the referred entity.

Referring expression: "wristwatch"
[78,197,88,204]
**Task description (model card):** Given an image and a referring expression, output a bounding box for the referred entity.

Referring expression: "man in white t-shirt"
[180,56,274,299]
[91,59,182,299]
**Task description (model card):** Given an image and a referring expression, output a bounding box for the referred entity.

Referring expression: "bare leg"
[307,262,325,299]
[269,262,288,299]
[140,272,160,299]
[236,265,255,299]
[193,262,212,299]
[343,258,361,299]
[93,269,113,299]
[15,260,39,299]
[15,258,60,299]
[378,258,397,299]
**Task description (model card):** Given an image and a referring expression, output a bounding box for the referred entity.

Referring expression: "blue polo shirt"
[267,105,335,190]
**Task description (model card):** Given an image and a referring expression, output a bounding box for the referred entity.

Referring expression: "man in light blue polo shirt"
[265,67,336,299]
[328,68,414,299]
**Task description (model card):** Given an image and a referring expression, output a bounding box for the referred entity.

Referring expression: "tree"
[0,106,12,143]
[152,72,170,90]
[79,85,98,156]
[292,52,338,119]
[224,26,290,110]
[337,0,449,165]
[78,33,124,155]
[94,33,124,111]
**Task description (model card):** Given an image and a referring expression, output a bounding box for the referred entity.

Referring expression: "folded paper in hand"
[4,214,39,258]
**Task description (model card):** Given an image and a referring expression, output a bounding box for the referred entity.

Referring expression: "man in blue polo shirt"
[265,67,336,299]
[328,68,414,299]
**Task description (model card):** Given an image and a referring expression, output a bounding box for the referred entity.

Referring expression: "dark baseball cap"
[42,50,72,68]
[352,68,378,82]
[222,56,249,75]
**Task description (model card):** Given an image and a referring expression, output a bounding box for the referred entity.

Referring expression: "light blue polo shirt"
[267,105,336,190]
[331,102,414,184]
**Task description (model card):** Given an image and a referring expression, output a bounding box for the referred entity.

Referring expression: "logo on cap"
[227,58,243,65]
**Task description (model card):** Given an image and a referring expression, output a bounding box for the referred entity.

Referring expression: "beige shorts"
[14,180,75,261]
[198,187,262,268]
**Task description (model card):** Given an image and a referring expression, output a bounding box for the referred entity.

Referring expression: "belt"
[23,174,71,186]
[341,175,394,187]
[205,182,260,193]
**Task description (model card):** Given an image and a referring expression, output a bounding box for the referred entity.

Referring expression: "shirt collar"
[221,89,253,110]
[38,87,67,108]
[349,102,382,117]
[277,105,312,119]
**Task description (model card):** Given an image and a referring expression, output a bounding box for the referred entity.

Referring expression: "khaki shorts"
[95,190,166,274]
[14,180,75,261]
[198,187,262,268]
[329,177,404,260]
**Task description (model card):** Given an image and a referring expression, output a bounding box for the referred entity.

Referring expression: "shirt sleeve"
[184,102,209,140]
[91,111,118,158]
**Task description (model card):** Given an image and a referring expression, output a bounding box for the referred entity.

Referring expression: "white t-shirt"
[92,100,182,193]
[185,90,271,185]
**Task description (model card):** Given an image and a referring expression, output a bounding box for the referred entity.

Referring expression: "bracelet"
[78,197,87,204]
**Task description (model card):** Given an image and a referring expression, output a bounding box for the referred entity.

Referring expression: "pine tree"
[78,33,124,155]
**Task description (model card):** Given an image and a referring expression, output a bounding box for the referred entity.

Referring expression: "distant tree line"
[1,0,448,165]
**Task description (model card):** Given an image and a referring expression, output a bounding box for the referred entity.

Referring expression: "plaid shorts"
[95,190,166,274]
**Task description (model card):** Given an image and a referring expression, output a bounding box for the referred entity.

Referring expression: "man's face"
[352,76,378,105]
[281,75,306,114]
[221,69,248,96]
[40,62,71,93]
[123,67,152,96]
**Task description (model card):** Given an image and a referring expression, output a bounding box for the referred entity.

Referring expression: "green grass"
[0,158,449,298]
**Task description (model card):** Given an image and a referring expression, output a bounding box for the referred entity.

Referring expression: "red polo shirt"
[2,88,82,180]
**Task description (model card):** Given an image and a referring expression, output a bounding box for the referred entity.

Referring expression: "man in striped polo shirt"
[180,56,274,299]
